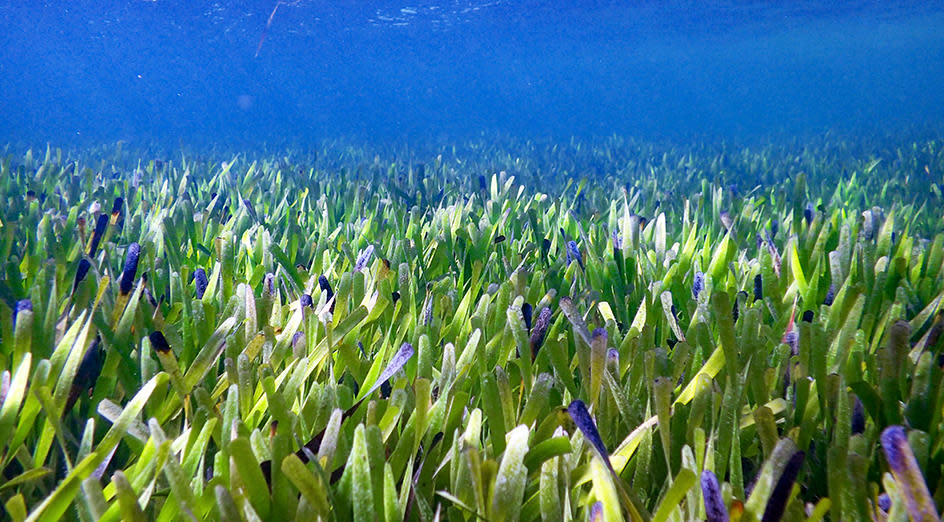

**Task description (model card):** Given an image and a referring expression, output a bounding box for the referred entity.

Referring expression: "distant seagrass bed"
[1,135,943,521]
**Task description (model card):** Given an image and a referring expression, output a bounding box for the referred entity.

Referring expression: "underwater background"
[2,0,944,147]
[5,2,944,521]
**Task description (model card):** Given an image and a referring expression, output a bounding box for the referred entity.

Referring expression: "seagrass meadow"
[2,136,944,522]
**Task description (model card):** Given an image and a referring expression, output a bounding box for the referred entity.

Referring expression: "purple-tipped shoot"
[878,493,891,513]
[881,425,939,522]
[701,470,729,522]
[568,400,610,465]
[565,240,584,270]
[148,331,172,354]
[119,243,141,295]
[421,296,434,326]
[521,302,533,332]
[529,306,552,360]
[300,294,313,308]
[13,299,32,329]
[354,245,374,272]
[693,271,705,299]
[318,275,334,312]
[194,268,208,299]
[291,331,305,349]
[65,336,104,415]
[824,284,836,306]
[88,214,108,257]
[732,292,745,323]
[363,342,414,399]
[592,327,607,340]
[111,197,123,216]
[606,348,619,369]
[761,451,804,522]
[73,259,92,293]
[851,396,865,435]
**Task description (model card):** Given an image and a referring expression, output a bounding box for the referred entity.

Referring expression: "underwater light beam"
[254,0,304,58]
[255,2,281,58]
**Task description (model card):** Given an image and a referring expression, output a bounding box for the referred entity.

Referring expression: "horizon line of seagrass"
[0,137,943,520]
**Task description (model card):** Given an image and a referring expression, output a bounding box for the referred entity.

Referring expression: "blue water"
[2,1,943,147]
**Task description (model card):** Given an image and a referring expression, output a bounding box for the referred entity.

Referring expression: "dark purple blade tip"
[74,336,103,388]
[12,299,32,329]
[354,245,374,272]
[88,214,109,257]
[529,306,553,359]
[148,331,172,354]
[879,424,941,522]
[65,336,104,415]
[567,400,609,463]
[318,275,335,312]
[318,275,334,302]
[701,470,729,522]
[144,288,158,307]
[591,327,608,343]
[881,426,909,474]
[693,271,705,299]
[521,303,533,332]
[733,292,747,323]
[422,296,434,326]
[363,342,415,399]
[761,451,805,522]
[565,240,584,269]
[878,493,891,512]
[851,396,865,435]
[119,243,141,295]
[73,259,92,293]
[194,268,208,299]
